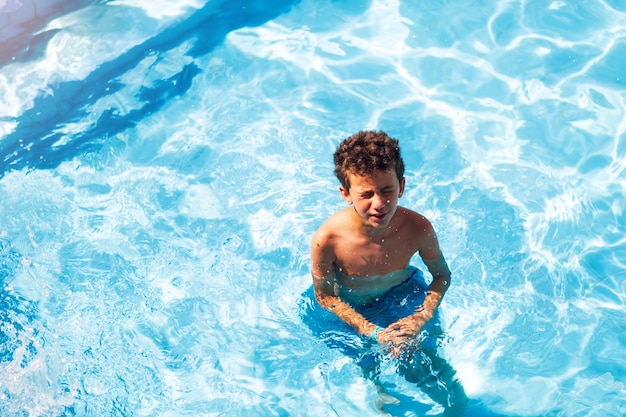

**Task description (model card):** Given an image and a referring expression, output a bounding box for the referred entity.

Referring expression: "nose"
[372,193,386,210]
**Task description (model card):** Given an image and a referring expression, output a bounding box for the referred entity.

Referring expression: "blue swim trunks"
[299,267,467,415]
[299,267,442,353]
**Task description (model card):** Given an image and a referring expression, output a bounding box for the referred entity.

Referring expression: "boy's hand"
[375,311,432,356]
[375,328,407,357]
[387,310,431,338]
[376,324,420,357]
[383,290,442,343]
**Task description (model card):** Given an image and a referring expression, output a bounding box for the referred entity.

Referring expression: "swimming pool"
[1,0,625,415]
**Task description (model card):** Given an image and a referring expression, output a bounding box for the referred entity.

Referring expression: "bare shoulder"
[311,208,350,247]
[396,206,441,259]
[396,206,435,232]
[311,210,352,279]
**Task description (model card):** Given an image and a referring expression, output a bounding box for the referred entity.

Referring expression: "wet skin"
[311,169,450,350]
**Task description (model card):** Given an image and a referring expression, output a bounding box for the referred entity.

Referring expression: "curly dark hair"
[333,130,405,191]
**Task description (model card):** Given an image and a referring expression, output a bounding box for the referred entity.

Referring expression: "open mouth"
[371,212,387,222]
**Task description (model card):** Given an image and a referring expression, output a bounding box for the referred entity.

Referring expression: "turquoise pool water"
[1,0,625,415]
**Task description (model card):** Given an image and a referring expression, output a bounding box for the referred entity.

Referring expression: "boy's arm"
[412,254,451,326]
[381,254,451,342]
[313,280,380,337]
[382,219,451,341]
[311,230,379,338]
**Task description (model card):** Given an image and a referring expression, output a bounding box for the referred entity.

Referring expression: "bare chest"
[334,236,415,277]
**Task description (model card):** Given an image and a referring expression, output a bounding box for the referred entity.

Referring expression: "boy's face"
[340,169,405,230]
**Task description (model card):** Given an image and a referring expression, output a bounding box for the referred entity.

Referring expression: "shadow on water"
[0,0,301,177]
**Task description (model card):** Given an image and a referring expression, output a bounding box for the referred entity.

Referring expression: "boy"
[310,130,452,352]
